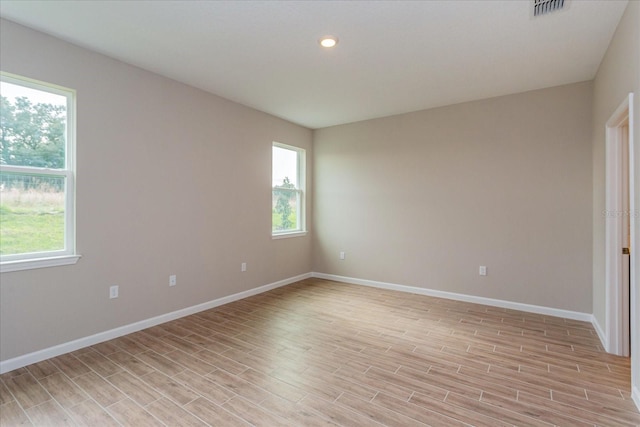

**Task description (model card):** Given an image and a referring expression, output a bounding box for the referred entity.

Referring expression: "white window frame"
[272,142,306,238]
[0,72,80,272]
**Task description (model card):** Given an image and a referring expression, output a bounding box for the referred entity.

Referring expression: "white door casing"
[605,93,635,357]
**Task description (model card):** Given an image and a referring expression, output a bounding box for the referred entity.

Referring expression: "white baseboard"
[0,273,311,374]
[590,315,607,350]
[0,271,610,375]
[633,385,640,412]
[311,272,593,322]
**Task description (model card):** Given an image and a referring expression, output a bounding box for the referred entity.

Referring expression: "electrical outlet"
[169,275,177,287]
[109,285,119,299]
[241,262,247,272]
[340,251,346,260]
[479,266,487,276]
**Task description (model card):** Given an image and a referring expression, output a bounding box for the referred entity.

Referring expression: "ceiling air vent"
[533,0,565,17]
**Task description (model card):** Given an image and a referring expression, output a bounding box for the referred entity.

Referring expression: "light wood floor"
[1,278,638,426]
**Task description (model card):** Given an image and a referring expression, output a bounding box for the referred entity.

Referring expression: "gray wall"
[0,19,313,361]
[591,0,640,397]
[313,82,593,312]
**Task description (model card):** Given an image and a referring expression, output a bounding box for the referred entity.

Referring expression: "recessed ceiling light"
[319,36,338,48]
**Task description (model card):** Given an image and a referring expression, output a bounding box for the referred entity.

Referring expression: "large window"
[272,142,305,237]
[0,72,78,271]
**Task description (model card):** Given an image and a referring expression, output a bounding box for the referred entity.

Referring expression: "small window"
[0,72,78,271]
[272,142,305,237]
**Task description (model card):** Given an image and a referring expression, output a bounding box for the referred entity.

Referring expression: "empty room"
[0,0,639,426]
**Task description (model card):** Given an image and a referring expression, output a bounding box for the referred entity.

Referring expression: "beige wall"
[591,0,640,398]
[0,19,313,361]
[313,82,593,312]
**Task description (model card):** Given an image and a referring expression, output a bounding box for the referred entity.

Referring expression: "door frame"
[605,93,635,356]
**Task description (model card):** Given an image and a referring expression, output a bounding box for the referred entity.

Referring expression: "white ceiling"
[0,0,628,129]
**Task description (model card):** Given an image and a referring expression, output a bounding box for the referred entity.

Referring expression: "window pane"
[272,146,298,187]
[0,81,67,169]
[272,189,299,232]
[0,173,66,256]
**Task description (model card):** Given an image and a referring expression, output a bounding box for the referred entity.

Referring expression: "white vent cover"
[533,0,565,17]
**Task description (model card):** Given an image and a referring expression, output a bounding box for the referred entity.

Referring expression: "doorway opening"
[605,93,634,357]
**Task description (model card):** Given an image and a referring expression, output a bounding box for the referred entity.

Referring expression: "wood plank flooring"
[1,278,638,426]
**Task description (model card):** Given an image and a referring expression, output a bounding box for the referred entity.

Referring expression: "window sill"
[1,255,81,273]
[272,231,307,240]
